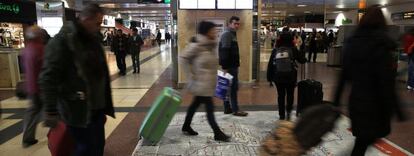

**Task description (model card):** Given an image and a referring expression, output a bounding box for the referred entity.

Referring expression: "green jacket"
[39,21,115,127]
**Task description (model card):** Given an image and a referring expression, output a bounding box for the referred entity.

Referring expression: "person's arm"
[138,35,144,46]
[39,35,66,128]
[218,32,232,70]
[179,41,197,81]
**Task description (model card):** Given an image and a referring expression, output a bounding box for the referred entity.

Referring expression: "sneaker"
[22,139,38,148]
[407,86,413,90]
[214,132,231,142]
[233,111,248,117]
[182,126,198,136]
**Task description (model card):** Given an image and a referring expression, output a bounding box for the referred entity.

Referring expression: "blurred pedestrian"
[39,4,115,156]
[403,28,414,90]
[180,21,231,142]
[112,29,129,76]
[165,32,171,45]
[307,29,317,63]
[156,30,162,47]
[334,5,406,156]
[129,28,144,74]
[267,27,307,120]
[21,26,49,148]
[219,16,248,116]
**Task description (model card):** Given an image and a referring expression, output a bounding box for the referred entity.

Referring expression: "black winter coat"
[267,47,307,84]
[335,28,403,138]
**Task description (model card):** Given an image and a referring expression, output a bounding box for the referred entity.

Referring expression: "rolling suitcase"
[139,87,182,145]
[296,64,323,116]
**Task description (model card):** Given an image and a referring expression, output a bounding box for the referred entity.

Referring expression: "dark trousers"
[131,52,140,73]
[22,94,42,143]
[223,68,239,112]
[275,83,295,118]
[67,111,106,156]
[351,137,377,156]
[183,96,221,133]
[308,48,317,62]
[115,52,126,74]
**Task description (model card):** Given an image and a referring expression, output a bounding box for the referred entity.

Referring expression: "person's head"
[116,29,123,36]
[78,4,104,34]
[279,32,294,47]
[228,16,241,30]
[25,26,48,44]
[358,5,386,30]
[198,21,217,40]
[282,27,289,33]
[330,30,333,33]
[132,28,138,35]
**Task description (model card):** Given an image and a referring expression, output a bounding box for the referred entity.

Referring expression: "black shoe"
[233,111,248,117]
[182,126,198,136]
[224,108,233,114]
[287,113,291,120]
[23,139,38,148]
[214,131,231,142]
[133,70,137,73]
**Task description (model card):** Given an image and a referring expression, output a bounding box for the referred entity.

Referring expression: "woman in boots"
[179,21,231,142]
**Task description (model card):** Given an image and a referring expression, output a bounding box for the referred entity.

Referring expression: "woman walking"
[179,21,230,142]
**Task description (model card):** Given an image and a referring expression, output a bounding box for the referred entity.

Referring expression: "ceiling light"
[336,5,344,8]
[274,11,281,13]
[304,11,311,14]
[297,4,307,7]
[288,14,295,16]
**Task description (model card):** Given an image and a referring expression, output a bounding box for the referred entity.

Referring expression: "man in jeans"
[112,29,129,75]
[219,16,248,117]
[129,28,144,73]
[39,4,114,155]
[21,26,49,148]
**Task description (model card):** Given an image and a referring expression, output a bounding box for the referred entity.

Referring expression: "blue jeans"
[408,60,414,87]
[224,68,239,112]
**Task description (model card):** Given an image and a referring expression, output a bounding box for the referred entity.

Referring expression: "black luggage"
[296,64,323,116]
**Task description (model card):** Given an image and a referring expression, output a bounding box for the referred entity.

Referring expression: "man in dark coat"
[218,16,248,117]
[334,5,406,156]
[39,4,115,155]
[129,28,144,73]
[156,31,162,47]
[112,29,129,75]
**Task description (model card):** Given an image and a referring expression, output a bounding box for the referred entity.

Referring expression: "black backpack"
[272,47,296,82]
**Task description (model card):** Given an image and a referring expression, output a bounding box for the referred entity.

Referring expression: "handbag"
[47,121,75,156]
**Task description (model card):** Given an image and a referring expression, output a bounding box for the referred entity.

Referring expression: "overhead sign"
[36,2,64,37]
[179,0,252,10]
[0,1,36,23]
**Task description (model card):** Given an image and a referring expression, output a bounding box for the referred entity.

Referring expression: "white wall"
[381,3,414,25]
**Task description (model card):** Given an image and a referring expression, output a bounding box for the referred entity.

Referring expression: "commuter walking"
[307,29,317,63]
[328,30,335,46]
[403,28,414,90]
[334,5,406,156]
[165,32,171,45]
[21,26,49,148]
[180,21,231,142]
[219,16,248,116]
[39,4,115,156]
[112,29,129,75]
[267,27,306,120]
[129,28,144,74]
[156,31,162,47]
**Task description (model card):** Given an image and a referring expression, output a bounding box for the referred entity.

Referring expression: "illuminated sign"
[392,11,414,20]
[0,2,20,14]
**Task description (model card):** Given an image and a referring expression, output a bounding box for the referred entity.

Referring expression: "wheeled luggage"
[139,87,182,145]
[296,63,323,116]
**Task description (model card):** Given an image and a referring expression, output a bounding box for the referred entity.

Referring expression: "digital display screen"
[198,0,215,9]
[217,0,235,9]
[179,0,197,9]
[236,0,253,9]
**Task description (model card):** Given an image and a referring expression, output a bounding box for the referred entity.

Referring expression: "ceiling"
[261,0,414,21]
[84,0,171,24]
[83,0,414,24]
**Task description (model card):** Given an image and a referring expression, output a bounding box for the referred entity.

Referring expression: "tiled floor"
[1,43,414,156]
